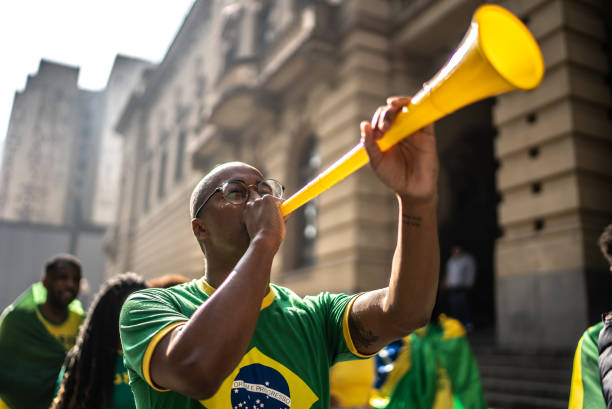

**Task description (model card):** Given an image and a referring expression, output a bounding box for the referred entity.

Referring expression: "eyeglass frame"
[193,179,284,219]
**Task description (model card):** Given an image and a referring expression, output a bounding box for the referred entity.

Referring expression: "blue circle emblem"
[230,363,291,409]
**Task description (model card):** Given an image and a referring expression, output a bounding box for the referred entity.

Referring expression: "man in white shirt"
[444,245,476,331]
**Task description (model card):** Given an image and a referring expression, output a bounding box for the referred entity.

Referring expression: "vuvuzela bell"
[279,4,545,216]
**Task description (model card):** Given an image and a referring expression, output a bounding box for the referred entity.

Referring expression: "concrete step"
[467,329,572,409]
[473,351,573,371]
[482,378,568,400]
[485,391,568,409]
[478,364,571,384]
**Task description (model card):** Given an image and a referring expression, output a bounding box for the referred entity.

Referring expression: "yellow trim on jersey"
[568,333,585,408]
[199,278,276,310]
[342,293,377,358]
[142,321,187,392]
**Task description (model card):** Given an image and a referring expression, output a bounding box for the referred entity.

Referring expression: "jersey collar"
[199,278,276,311]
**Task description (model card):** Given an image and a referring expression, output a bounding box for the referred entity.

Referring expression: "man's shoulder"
[270,283,301,300]
[270,284,354,313]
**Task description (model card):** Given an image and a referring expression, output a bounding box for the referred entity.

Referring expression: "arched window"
[294,138,320,268]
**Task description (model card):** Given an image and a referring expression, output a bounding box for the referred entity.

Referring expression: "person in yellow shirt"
[0,254,85,409]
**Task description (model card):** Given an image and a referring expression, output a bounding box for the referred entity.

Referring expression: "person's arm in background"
[348,97,440,355]
[465,253,477,289]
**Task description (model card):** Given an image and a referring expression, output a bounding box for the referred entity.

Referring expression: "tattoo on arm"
[348,312,379,350]
[402,214,422,227]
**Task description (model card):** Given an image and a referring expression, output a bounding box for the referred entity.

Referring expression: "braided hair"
[52,272,147,409]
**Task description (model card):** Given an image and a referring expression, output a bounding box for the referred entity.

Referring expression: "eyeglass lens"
[221,180,283,204]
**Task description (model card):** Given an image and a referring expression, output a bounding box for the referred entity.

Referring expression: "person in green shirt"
[120,96,441,408]
[0,254,84,409]
[569,224,612,409]
[53,272,148,409]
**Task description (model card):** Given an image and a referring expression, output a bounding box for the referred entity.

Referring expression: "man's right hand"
[244,195,285,253]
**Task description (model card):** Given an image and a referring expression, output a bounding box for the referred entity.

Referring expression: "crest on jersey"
[200,347,318,408]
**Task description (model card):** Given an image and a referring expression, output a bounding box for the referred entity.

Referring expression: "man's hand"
[360,97,438,203]
[243,195,285,252]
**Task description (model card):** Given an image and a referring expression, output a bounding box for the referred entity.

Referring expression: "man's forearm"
[384,195,439,331]
[151,239,275,399]
[349,195,439,355]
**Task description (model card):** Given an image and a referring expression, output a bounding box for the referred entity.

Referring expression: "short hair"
[599,224,612,266]
[45,254,82,276]
[147,274,191,288]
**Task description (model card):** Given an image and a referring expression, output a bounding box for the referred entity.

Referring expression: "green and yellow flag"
[569,322,606,409]
[370,314,486,409]
[0,282,84,409]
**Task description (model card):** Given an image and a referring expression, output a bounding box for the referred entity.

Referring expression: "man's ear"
[192,218,208,241]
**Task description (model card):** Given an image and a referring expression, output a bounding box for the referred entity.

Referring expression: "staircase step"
[466,329,573,409]
[473,352,573,370]
[482,378,568,400]
[478,365,571,384]
[485,391,567,409]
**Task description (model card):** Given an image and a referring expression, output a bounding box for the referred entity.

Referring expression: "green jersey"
[120,279,370,409]
[569,322,606,409]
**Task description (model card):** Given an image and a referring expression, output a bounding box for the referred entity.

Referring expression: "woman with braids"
[52,272,148,409]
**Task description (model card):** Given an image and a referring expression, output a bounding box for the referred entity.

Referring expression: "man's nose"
[246,186,263,201]
[67,279,79,292]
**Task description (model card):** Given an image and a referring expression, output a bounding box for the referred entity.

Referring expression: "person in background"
[443,245,476,331]
[146,273,190,289]
[370,311,486,409]
[0,254,84,409]
[569,223,612,409]
[599,224,612,408]
[52,272,147,409]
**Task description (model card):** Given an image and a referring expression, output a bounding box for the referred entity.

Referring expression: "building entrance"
[436,99,498,329]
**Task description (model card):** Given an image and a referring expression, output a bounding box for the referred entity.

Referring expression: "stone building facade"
[0,60,104,226]
[0,56,150,309]
[108,0,611,350]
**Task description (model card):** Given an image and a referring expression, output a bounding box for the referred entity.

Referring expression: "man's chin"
[59,294,77,307]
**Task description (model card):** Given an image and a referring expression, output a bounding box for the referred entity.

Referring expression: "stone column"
[311,0,397,293]
[494,0,612,349]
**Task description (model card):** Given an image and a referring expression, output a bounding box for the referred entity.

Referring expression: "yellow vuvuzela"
[280,4,544,216]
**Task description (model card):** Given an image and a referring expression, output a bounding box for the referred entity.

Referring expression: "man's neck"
[40,301,68,324]
[203,252,242,288]
[203,268,271,295]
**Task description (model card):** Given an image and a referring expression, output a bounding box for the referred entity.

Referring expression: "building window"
[175,131,186,182]
[295,138,320,268]
[144,167,152,213]
[221,5,243,69]
[158,150,167,199]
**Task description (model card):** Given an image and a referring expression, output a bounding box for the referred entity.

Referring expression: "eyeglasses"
[193,179,284,219]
